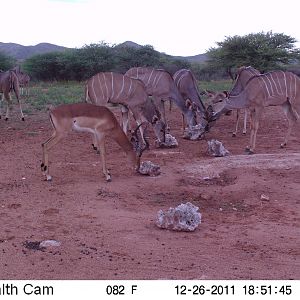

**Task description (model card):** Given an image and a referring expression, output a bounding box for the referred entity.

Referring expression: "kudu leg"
[280,102,298,148]
[4,93,12,121]
[232,109,240,137]
[247,107,263,154]
[242,109,248,134]
[17,97,25,121]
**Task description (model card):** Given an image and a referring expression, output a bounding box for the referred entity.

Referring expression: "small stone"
[139,161,161,176]
[260,194,270,201]
[183,124,206,140]
[156,202,201,231]
[39,240,61,247]
[207,139,230,157]
[156,134,178,148]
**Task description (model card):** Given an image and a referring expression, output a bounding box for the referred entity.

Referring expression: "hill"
[0,42,68,60]
[0,41,208,63]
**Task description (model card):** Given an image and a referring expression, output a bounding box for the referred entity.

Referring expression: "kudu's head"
[185,99,198,128]
[203,90,230,130]
[130,122,149,171]
[141,97,166,143]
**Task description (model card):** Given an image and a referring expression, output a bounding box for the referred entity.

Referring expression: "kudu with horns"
[208,71,300,153]
[125,67,197,132]
[206,66,260,136]
[85,72,165,144]
[41,103,148,182]
[0,70,24,120]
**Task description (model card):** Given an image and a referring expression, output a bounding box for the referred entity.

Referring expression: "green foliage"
[207,31,300,74]
[0,51,16,70]
[26,81,84,111]
[23,42,191,81]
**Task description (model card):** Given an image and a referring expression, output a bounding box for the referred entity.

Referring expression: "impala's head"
[185,99,198,128]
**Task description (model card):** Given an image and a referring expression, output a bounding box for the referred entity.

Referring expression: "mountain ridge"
[0,41,207,63]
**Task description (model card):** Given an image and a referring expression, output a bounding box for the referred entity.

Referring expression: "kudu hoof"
[5,117,8,121]
[280,143,286,149]
[245,148,254,155]
[22,117,25,121]
[232,133,237,137]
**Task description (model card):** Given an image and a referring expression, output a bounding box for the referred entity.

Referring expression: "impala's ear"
[185,99,193,109]
[152,115,159,124]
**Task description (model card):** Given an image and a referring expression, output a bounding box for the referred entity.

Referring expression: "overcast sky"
[1,0,299,56]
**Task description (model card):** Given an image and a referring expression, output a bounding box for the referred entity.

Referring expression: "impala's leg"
[95,131,111,182]
[280,102,298,148]
[242,109,247,134]
[121,105,130,134]
[41,132,65,181]
[232,109,240,137]
[91,133,99,153]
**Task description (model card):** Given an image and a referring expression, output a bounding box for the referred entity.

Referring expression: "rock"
[207,139,230,157]
[183,124,206,140]
[156,134,178,148]
[139,161,161,176]
[156,202,201,231]
[260,194,270,201]
[39,240,61,248]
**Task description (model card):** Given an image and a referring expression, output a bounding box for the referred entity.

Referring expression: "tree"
[207,31,300,77]
[0,52,15,70]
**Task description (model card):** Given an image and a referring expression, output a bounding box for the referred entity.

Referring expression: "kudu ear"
[185,99,193,109]
[151,115,159,124]
[223,91,229,97]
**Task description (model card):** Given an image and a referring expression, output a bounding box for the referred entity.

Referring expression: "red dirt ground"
[0,105,299,280]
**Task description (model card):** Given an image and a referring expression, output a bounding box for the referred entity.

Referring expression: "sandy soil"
[0,105,299,280]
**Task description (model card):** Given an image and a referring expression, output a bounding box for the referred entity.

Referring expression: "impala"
[41,103,148,182]
[85,72,165,143]
[125,67,197,132]
[0,70,24,120]
[208,71,300,153]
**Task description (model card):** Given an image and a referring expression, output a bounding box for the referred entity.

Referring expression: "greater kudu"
[0,70,24,120]
[209,71,300,153]
[173,68,206,118]
[85,72,165,144]
[125,67,197,132]
[206,66,261,136]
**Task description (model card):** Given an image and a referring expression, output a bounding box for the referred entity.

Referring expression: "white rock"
[156,202,201,231]
[207,139,230,157]
[156,133,178,148]
[183,124,206,140]
[139,161,161,176]
[39,240,61,247]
